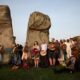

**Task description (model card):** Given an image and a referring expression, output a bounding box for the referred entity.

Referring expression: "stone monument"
[27,11,51,47]
[0,5,14,48]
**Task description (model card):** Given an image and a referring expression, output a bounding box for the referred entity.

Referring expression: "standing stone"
[0,5,14,48]
[27,12,51,47]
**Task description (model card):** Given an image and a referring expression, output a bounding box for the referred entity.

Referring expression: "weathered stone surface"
[2,52,11,64]
[27,12,51,47]
[0,5,14,48]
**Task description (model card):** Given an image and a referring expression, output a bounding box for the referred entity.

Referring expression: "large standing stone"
[27,12,51,47]
[0,5,14,48]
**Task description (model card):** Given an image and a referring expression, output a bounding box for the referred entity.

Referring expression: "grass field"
[0,65,80,80]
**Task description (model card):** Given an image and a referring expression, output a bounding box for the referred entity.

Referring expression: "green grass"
[0,66,80,80]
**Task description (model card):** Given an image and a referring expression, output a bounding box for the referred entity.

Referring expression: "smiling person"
[31,41,40,68]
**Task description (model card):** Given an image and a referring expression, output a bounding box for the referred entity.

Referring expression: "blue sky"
[0,0,80,45]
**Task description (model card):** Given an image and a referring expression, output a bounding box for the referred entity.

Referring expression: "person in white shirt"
[40,40,48,67]
[65,39,72,59]
[41,41,47,51]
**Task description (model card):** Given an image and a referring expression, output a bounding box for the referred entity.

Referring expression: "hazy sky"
[0,0,80,45]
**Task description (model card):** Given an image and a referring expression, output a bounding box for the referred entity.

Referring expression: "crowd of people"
[0,38,80,73]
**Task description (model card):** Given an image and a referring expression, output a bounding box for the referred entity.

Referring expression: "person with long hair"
[31,41,40,68]
[22,42,29,64]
